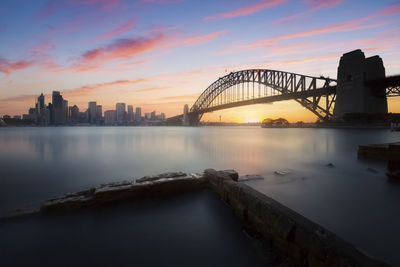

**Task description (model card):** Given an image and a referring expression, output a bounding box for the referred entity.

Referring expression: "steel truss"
[190,69,337,122]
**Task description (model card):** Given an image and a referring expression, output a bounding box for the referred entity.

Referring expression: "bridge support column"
[333,49,387,119]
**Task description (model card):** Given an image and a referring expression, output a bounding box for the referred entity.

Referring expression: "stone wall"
[204,169,388,267]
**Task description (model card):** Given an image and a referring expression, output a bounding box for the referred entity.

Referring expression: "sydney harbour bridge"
[168,49,400,126]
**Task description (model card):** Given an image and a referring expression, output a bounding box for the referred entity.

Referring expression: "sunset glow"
[1,0,400,122]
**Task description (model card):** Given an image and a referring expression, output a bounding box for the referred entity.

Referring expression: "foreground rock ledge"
[7,169,390,267]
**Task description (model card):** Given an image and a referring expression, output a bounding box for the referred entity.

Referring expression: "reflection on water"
[0,126,399,265]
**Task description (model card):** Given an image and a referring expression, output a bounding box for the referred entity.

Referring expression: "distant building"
[127,105,134,122]
[88,102,97,124]
[2,115,10,119]
[69,105,80,121]
[145,113,151,120]
[156,113,166,121]
[13,115,21,119]
[52,91,66,124]
[116,103,126,122]
[22,114,30,120]
[151,111,156,120]
[104,110,116,125]
[135,107,142,121]
[96,105,102,122]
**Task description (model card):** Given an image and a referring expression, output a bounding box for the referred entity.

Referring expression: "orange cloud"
[204,0,285,21]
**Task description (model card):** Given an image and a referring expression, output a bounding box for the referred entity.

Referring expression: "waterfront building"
[69,105,80,121]
[116,103,126,122]
[104,110,116,125]
[52,91,66,124]
[13,115,21,119]
[151,111,156,120]
[127,105,134,122]
[88,102,97,124]
[96,105,102,122]
[135,107,142,121]
[145,113,151,120]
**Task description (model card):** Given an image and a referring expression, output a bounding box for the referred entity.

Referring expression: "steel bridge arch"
[189,69,337,124]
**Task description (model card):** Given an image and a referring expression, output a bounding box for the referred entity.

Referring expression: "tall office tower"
[135,107,142,121]
[116,103,126,122]
[104,110,116,125]
[96,105,102,121]
[127,105,134,121]
[37,93,45,111]
[88,102,97,124]
[150,111,156,120]
[52,91,66,124]
[63,100,68,118]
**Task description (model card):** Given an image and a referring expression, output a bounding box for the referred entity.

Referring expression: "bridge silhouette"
[168,50,400,126]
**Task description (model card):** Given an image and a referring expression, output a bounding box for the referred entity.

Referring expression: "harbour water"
[0,126,399,265]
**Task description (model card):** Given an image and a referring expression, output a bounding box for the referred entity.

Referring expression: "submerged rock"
[274,170,291,176]
[325,163,335,167]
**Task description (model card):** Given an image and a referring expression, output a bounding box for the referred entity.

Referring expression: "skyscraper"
[96,105,102,122]
[52,91,66,124]
[127,105,134,122]
[88,101,97,124]
[135,107,142,121]
[116,103,126,122]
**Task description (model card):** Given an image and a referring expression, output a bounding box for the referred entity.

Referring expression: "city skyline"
[4,90,166,125]
[1,0,400,122]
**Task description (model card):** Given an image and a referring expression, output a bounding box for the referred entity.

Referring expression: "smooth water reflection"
[0,126,399,265]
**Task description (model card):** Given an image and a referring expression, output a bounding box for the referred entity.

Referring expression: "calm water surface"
[0,126,399,265]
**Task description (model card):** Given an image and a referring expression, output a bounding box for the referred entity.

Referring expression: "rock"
[274,170,291,176]
[325,163,335,167]
[239,174,264,182]
[136,172,187,183]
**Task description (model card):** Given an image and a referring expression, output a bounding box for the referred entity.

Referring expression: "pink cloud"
[181,30,228,45]
[277,0,343,24]
[204,0,286,21]
[0,58,34,75]
[75,33,171,71]
[305,0,344,10]
[63,78,148,97]
[372,2,400,17]
[95,19,137,41]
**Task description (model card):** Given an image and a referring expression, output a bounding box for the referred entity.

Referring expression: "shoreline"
[1,169,389,266]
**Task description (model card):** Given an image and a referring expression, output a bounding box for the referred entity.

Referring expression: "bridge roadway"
[198,85,337,114]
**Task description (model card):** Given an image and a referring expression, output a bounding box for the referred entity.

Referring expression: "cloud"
[95,19,137,41]
[0,58,35,75]
[75,33,171,71]
[181,30,228,45]
[204,0,285,21]
[135,86,169,92]
[304,0,343,10]
[63,78,148,97]
[277,0,343,24]
[158,94,199,102]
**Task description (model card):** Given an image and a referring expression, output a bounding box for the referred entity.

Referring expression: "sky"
[0,0,400,123]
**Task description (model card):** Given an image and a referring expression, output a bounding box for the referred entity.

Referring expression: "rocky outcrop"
[41,172,205,212]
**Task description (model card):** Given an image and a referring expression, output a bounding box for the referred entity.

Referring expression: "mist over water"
[0,126,399,265]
